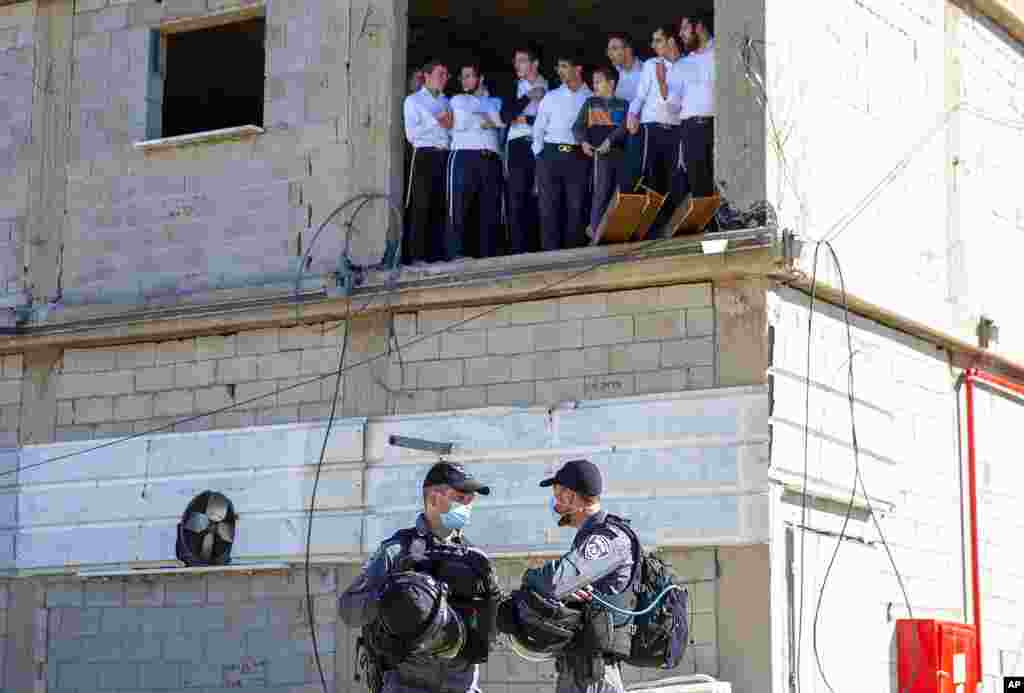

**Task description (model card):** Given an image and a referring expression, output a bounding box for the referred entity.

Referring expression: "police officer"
[340,462,501,693]
[520,459,636,693]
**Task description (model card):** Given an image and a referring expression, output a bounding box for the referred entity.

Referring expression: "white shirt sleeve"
[403,96,425,145]
[629,61,654,116]
[532,94,551,156]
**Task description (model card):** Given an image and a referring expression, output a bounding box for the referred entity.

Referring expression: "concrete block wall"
[0,353,23,448]
[768,287,1024,691]
[34,547,723,693]
[0,1,34,297]
[2,0,400,304]
[0,580,8,692]
[765,0,1024,358]
[47,283,719,442]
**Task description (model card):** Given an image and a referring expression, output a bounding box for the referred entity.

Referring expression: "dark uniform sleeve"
[338,539,401,628]
[572,98,591,145]
[522,530,632,600]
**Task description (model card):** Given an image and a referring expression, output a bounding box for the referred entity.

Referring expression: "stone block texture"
[50,285,717,440]
[37,550,719,693]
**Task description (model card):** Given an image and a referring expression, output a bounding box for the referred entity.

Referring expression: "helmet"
[176,491,237,566]
[499,590,582,662]
[378,572,466,659]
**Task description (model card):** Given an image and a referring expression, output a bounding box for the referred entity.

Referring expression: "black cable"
[819,241,920,693]
[306,294,352,693]
[0,238,679,479]
[795,240,823,693]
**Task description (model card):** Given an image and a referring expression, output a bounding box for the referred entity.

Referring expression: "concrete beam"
[0,244,793,352]
[956,0,1024,44]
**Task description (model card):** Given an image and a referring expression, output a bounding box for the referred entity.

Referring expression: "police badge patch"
[583,535,611,560]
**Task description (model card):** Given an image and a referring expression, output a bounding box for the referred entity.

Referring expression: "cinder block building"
[0,0,1022,692]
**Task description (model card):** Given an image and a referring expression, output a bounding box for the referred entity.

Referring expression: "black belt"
[545,143,579,153]
[461,148,499,158]
[415,146,448,153]
[683,116,714,124]
[644,122,678,130]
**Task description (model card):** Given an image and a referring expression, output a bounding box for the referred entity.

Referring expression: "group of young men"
[402,13,716,266]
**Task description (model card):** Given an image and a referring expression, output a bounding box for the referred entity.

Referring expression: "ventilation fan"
[175,490,237,567]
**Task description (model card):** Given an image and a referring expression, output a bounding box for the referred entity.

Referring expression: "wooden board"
[667,193,722,236]
[592,188,666,245]
[592,191,649,244]
[634,187,667,240]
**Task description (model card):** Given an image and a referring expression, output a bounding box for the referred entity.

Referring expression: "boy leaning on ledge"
[573,64,630,240]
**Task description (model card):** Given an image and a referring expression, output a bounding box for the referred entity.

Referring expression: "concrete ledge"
[133,125,265,153]
[0,227,791,352]
[75,562,289,579]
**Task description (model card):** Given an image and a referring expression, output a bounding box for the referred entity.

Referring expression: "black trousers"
[536,143,591,251]
[589,151,627,231]
[638,123,681,196]
[679,116,715,198]
[506,137,539,254]
[446,149,503,261]
[404,147,448,263]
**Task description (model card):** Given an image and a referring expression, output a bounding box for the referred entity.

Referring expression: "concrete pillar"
[26,0,74,304]
[3,580,46,693]
[715,278,770,387]
[19,347,61,445]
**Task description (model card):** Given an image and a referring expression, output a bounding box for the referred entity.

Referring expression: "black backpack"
[605,516,690,669]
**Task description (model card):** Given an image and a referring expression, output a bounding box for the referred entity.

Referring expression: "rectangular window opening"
[160,16,266,139]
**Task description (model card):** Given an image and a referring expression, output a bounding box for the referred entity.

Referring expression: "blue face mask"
[440,501,472,531]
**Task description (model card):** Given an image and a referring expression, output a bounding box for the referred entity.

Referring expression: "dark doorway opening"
[162,17,266,138]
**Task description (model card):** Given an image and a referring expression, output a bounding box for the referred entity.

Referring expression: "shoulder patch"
[583,534,612,561]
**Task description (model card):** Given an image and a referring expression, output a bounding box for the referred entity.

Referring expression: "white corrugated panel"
[4,387,769,572]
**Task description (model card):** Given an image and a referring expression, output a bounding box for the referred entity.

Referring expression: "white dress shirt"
[449,92,503,152]
[614,60,645,103]
[673,40,716,119]
[531,83,593,156]
[628,57,684,126]
[403,87,451,149]
[508,75,549,142]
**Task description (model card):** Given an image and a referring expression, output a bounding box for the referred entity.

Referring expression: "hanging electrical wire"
[794,240,922,693]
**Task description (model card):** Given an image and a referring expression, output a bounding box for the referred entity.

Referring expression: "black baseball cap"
[423,462,491,495]
[539,459,603,497]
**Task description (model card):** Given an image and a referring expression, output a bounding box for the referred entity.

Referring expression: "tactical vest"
[358,526,497,693]
[570,513,641,661]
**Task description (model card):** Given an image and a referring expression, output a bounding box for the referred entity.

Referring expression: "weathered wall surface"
[0,1,33,300]
[26,548,732,693]
[767,287,1024,692]
[36,284,720,443]
[765,0,1024,359]
[0,580,8,692]
[4,0,404,307]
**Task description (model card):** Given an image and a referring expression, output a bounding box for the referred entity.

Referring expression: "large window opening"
[404,0,715,264]
[160,17,266,139]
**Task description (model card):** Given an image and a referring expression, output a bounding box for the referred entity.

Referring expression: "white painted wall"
[5,387,769,571]
[767,287,1024,692]
[764,0,1024,359]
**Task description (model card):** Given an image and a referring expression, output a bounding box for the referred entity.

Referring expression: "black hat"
[423,462,491,495]
[539,459,603,497]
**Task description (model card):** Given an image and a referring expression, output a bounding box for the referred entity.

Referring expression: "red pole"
[964,371,983,680]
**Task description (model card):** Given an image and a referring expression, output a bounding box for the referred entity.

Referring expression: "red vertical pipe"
[964,371,983,680]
